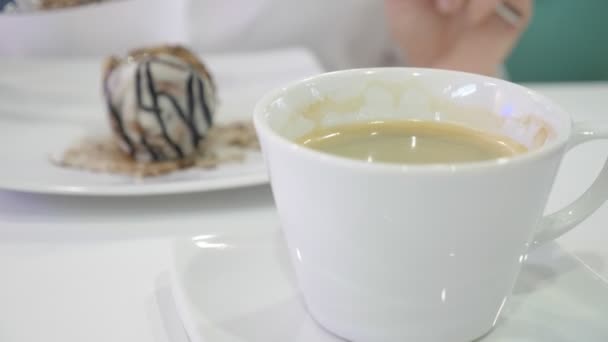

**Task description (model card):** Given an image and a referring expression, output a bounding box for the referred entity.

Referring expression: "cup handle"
[532,122,608,247]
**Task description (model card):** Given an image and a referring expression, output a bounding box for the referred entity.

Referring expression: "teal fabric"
[506,0,608,82]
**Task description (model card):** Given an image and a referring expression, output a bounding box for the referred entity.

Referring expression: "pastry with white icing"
[103,45,217,162]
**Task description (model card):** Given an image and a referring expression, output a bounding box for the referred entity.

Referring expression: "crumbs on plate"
[39,0,102,9]
[52,121,259,178]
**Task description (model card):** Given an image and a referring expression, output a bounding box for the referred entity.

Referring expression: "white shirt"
[0,0,402,70]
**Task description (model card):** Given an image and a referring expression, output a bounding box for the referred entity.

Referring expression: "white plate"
[0,49,322,196]
[171,231,608,342]
[0,118,268,196]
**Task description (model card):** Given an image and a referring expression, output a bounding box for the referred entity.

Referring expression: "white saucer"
[170,231,608,342]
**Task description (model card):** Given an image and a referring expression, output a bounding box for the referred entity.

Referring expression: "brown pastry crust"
[103,45,215,93]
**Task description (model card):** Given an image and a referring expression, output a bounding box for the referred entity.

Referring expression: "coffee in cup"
[297,119,527,164]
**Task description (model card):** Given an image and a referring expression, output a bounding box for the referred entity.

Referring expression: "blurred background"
[506,0,608,82]
[0,0,607,82]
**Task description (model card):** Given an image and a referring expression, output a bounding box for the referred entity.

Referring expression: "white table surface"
[0,54,606,341]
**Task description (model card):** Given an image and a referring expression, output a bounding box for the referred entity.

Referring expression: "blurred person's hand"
[385,0,532,76]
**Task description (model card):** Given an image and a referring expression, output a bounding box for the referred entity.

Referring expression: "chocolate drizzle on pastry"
[134,60,185,160]
[103,79,135,158]
[103,45,217,162]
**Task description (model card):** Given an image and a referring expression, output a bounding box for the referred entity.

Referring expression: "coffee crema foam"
[273,79,555,150]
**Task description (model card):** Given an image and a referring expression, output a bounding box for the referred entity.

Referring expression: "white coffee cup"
[253,68,608,342]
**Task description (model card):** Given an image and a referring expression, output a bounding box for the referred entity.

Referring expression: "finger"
[466,0,503,24]
[475,0,533,29]
[439,0,532,74]
[435,0,465,14]
[498,0,533,28]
